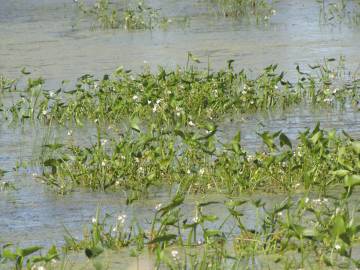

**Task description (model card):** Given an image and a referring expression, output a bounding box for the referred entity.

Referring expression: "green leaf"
[225,200,247,207]
[330,170,350,177]
[201,215,219,222]
[344,175,360,188]
[130,118,141,133]
[2,249,17,260]
[16,246,42,257]
[21,67,31,75]
[147,234,177,244]
[85,245,104,259]
[279,133,292,149]
[332,215,346,237]
[351,142,360,155]
[158,194,185,216]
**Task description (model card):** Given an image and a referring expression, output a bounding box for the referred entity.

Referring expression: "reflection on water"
[0,0,360,268]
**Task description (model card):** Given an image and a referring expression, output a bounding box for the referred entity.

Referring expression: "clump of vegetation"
[40,122,360,197]
[60,180,360,269]
[75,0,169,30]
[209,0,276,22]
[0,244,59,270]
[1,57,358,126]
[317,0,360,25]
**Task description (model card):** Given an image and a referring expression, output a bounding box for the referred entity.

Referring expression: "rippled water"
[1,0,360,268]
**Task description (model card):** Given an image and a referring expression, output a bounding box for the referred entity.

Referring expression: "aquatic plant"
[317,0,360,25]
[40,122,360,197]
[0,244,59,270]
[209,0,276,21]
[75,0,169,30]
[61,182,360,269]
[2,57,358,126]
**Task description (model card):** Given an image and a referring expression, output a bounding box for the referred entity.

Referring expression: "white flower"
[188,121,195,127]
[241,90,247,95]
[274,85,279,90]
[305,197,310,203]
[277,211,283,217]
[91,217,97,224]
[42,110,48,115]
[335,244,341,250]
[294,183,300,188]
[117,214,127,224]
[152,104,158,113]
[94,119,99,124]
[176,112,181,117]
[156,99,162,104]
[101,160,107,167]
[199,168,205,175]
[132,95,139,101]
[155,203,162,211]
[192,216,200,223]
[323,98,332,104]
[112,227,118,232]
[147,100,152,104]
[187,169,191,174]
[49,91,55,98]
[171,250,179,259]
[115,181,120,186]
[250,100,254,105]
[67,130,73,136]
[101,139,108,146]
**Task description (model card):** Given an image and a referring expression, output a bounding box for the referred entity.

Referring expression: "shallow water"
[1,0,360,268]
[1,0,360,87]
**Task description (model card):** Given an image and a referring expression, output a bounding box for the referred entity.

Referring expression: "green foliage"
[2,58,358,126]
[210,0,276,22]
[75,0,169,30]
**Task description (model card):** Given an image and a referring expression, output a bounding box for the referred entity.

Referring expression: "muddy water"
[1,0,360,268]
[1,0,360,87]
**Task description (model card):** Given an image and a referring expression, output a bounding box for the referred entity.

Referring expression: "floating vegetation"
[209,0,276,21]
[317,0,360,25]
[75,0,169,30]
[1,57,359,126]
